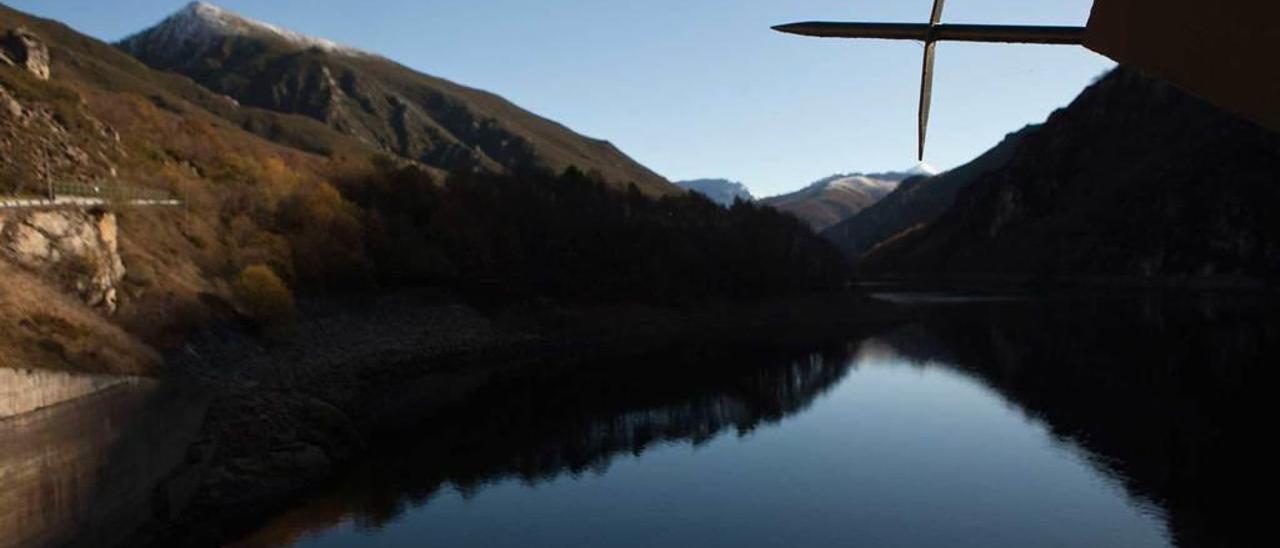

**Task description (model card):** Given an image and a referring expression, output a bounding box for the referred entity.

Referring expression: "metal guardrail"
[48,181,176,202]
[0,180,181,210]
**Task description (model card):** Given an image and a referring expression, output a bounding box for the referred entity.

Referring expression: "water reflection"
[237,292,1270,548]
[887,292,1271,548]
[237,343,860,547]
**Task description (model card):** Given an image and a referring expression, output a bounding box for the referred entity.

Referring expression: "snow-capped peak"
[828,175,898,193]
[122,1,367,57]
[905,161,940,176]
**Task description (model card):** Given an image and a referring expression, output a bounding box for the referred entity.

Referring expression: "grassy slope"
[0,262,159,374]
[1,3,392,370]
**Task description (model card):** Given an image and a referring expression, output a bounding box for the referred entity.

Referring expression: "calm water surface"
[236,293,1268,548]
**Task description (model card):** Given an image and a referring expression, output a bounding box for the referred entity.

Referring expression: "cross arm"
[772,22,1086,45]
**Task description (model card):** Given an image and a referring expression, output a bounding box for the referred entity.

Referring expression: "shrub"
[233,264,296,330]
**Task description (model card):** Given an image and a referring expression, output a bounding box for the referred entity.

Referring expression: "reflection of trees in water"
[241,293,1271,548]
[882,293,1272,548]
[239,342,859,546]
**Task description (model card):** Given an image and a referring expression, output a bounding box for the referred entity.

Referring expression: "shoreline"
[125,291,909,547]
[854,274,1278,292]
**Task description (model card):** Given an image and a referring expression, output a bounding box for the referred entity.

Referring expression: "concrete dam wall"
[0,367,136,419]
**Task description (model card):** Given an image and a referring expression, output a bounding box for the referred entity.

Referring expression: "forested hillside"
[862,68,1280,285]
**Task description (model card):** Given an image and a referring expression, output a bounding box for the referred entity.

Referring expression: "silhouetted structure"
[775,0,1280,158]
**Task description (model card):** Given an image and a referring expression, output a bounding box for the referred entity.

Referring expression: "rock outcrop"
[0,210,126,313]
[1,27,50,80]
[0,84,22,119]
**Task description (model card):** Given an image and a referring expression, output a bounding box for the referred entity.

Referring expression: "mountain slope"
[2,1,847,376]
[821,127,1035,262]
[0,0,392,369]
[118,2,673,194]
[761,172,907,231]
[675,179,753,207]
[861,67,1280,284]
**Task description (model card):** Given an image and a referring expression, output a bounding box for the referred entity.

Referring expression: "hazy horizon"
[8,0,1114,195]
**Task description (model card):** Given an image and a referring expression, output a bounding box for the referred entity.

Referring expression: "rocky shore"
[127,291,906,547]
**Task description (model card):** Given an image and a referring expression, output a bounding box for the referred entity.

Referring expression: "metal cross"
[774,0,1086,160]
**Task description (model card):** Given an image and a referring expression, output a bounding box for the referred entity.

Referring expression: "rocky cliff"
[0,209,126,313]
[0,27,49,81]
[861,68,1280,285]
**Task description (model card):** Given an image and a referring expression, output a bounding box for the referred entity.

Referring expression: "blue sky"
[10,0,1113,196]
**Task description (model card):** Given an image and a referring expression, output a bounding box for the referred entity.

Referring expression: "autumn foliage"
[233,264,296,329]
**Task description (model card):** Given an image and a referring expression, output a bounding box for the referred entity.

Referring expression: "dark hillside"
[862,68,1280,285]
[821,126,1034,263]
[341,164,848,304]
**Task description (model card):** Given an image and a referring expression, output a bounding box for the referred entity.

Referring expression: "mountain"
[675,179,754,206]
[1,1,848,377]
[760,172,908,231]
[860,67,1280,284]
[0,0,389,370]
[118,2,673,195]
[903,162,940,177]
[821,126,1035,263]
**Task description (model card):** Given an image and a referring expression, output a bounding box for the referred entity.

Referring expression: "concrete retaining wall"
[0,367,140,418]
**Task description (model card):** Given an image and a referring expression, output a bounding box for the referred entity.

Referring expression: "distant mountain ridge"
[118,2,674,194]
[676,179,754,206]
[821,127,1035,263]
[760,171,914,231]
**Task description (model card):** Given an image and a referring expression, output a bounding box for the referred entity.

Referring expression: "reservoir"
[233,292,1263,547]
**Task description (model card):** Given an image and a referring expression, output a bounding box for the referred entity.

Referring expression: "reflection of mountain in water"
[238,343,860,545]
[878,293,1270,548]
